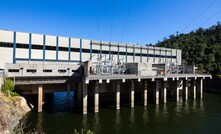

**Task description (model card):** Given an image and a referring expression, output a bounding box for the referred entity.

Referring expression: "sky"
[0,0,221,46]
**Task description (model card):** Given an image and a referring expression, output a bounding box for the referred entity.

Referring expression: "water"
[24,92,221,134]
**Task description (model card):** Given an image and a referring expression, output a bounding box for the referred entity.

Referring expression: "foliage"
[74,129,95,134]
[156,22,221,75]
[1,79,19,96]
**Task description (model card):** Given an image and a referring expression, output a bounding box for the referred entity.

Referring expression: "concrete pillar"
[38,85,43,112]
[154,81,160,104]
[130,80,135,108]
[83,83,88,114]
[174,80,179,101]
[191,80,196,99]
[143,80,148,106]
[197,78,203,99]
[94,81,99,113]
[116,81,120,110]
[160,81,167,103]
[182,79,188,100]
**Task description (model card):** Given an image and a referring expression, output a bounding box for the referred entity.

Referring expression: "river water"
[24,92,221,134]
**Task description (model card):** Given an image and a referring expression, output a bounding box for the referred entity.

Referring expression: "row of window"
[0,42,176,58]
[8,69,77,73]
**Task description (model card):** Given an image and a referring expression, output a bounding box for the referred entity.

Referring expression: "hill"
[155,22,221,75]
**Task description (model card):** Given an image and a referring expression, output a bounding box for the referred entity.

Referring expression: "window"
[17,43,29,49]
[0,42,13,48]
[8,69,19,72]
[43,69,52,72]
[58,70,66,73]
[27,69,37,73]
[32,44,43,50]
[46,46,56,51]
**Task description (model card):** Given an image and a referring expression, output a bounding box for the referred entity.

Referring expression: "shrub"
[1,79,19,96]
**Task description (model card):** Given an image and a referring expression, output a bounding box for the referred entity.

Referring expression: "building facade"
[0,30,181,70]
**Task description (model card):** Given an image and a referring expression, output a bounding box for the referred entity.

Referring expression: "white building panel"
[135,48,140,53]
[127,56,133,62]
[82,39,90,49]
[92,44,100,50]
[127,47,133,53]
[71,38,80,48]
[111,46,118,51]
[0,30,14,43]
[32,50,43,59]
[135,56,140,63]
[102,45,109,51]
[59,37,69,47]
[0,48,13,69]
[45,50,56,60]
[82,53,90,61]
[32,34,43,45]
[71,52,80,61]
[119,46,126,52]
[59,51,68,60]
[16,49,28,58]
[16,32,29,44]
[46,35,56,46]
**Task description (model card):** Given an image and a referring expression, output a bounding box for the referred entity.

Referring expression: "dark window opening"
[8,69,19,72]
[0,42,13,48]
[17,43,29,49]
[58,70,66,73]
[27,69,37,73]
[43,69,52,72]
[46,46,56,51]
[59,47,68,51]
[32,44,43,50]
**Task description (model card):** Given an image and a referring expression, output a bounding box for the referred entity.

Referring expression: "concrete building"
[0,30,211,114]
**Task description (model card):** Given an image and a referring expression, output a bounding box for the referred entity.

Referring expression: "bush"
[1,79,19,96]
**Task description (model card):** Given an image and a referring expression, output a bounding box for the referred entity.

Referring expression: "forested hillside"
[156,22,221,75]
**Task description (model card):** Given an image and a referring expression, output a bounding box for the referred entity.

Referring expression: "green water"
[24,93,221,134]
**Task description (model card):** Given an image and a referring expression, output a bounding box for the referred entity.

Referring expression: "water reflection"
[115,110,121,132]
[162,104,168,119]
[130,108,135,128]
[183,100,189,113]
[155,104,160,121]
[143,107,149,124]
[93,113,101,132]
[37,112,43,133]
[82,115,88,130]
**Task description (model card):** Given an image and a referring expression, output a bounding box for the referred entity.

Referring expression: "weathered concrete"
[197,78,203,99]
[182,79,188,100]
[160,81,167,103]
[115,81,120,110]
[130,80,135,108]
[190,80,196,99]
[94,81,99,113]
[143,80,148,106]
[38,85,43,112]
[154,81,160,104]
[82,83,88,115]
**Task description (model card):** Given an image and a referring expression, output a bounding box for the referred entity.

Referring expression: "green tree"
[1,79,19,96]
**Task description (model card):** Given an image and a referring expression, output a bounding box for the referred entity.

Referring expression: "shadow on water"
[23,92,221,134]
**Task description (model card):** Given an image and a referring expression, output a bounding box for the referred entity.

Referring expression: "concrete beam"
[94,81,99,113]
[130,80,135,108]
[82,83,88,114]
[38,85,43,112]
[143,80,148,106]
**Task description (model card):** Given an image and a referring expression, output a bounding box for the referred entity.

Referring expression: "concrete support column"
[143,80,148,106]
[116,81,120,110]
[197,78,203,99]
[83,83,88,114]
[174,80,179,102]
[160,81,167,103]
[182,79,188,100]
[94,81,99,113]
[38,85,43,112]
[154,81,160,104]
[190,80,196,99]
[130,80,135,108]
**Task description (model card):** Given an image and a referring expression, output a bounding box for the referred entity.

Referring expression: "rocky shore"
[0,93,31,134]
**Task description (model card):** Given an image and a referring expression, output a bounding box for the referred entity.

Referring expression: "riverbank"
[0,93,31,134]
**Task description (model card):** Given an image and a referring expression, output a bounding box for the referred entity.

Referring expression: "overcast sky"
[0,0,221,45]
